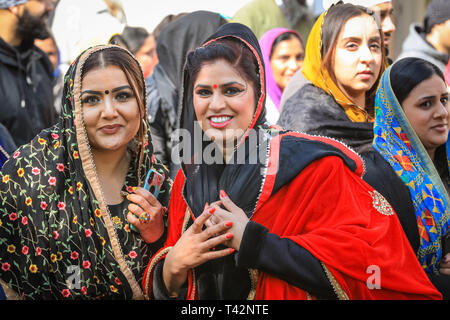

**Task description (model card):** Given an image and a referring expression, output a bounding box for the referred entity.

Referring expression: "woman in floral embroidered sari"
[362,57,450,298]
[0,45,170,299]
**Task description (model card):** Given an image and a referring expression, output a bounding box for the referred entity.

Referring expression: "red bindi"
[213,84,218,89]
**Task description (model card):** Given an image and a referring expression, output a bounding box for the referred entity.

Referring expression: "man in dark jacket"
[397,0,450,72]
[0,0,57,148]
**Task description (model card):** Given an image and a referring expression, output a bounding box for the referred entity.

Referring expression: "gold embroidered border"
[143,246,173,298]
[246,268,259,300]
[74,46,144,300]
[321,262,349,300]
[0,279,19,300]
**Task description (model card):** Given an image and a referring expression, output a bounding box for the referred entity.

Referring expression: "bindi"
[213,84,218,89]
[104,90,110,95]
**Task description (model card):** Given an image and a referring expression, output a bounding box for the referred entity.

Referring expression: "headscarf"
[178,22,363,222]
[0,45,170,299]
[143,23,443,301]
[259,28,303,110]
[147,11,227,128]
[301,8,383,122]
[373,63,450,273]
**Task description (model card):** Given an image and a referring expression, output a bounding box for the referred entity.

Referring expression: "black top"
[278,82,373,153]
[0,37,57,147]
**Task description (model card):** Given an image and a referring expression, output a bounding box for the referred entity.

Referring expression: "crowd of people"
[0,0,449,301]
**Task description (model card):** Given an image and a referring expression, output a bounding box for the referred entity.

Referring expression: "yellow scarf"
[301,12,372,122]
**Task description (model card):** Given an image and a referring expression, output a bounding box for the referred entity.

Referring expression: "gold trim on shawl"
[143,246,173,298]
[0,279,20,300]
[321,262,349,300]
[73,45,145,300]
[246,268,259,300]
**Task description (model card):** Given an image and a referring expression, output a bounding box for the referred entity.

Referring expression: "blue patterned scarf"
[373,64,450,273]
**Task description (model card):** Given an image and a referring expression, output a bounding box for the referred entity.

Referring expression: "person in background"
[361,57,450,299]
[109,26,158,79]
[0,45,170,299]
[152,13,188,44]
[146,11,227,179]
[279,0,395,112]
[397,0,450,72]
[142,22,442,301]
[278,3,384,152]
[51,0,125,75]
[231,0,314,41]
[0,0,57,148]
[259,28,304,124]
[323,0,395,58]
[34,31,63,115]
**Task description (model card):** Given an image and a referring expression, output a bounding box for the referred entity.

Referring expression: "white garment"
[265,95,280,125]
[52,0,125,74]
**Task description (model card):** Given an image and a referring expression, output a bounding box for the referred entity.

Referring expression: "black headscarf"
[148,11,227,128]
[178,23,363,219]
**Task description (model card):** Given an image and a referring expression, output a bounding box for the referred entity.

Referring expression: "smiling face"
[332,14,382,106]
[81,65,141,153]
[193,59,255,144]
[401,75,449,159]
[270,36,304,91]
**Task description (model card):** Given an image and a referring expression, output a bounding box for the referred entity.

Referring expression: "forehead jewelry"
[104,90,110,95]
[213,84,218,89]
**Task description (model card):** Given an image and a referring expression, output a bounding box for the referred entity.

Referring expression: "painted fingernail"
[226,233,233,239]
[209,207,216,214]
[225,221,233,227]
[228,248,235,254]
[220,190,227,198]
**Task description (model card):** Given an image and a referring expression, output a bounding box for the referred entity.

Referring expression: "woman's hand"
[206,190,250,251]
[126,187,166,243]
[440,253,450,276]
[163,206,234,297]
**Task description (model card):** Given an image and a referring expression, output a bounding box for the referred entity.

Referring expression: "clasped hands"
[162,190,249,297]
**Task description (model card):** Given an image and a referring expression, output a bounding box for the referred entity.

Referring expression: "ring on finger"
[139,212,151,224]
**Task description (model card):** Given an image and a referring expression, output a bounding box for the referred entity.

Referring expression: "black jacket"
[277,82,373,153]
[0,37,56,148]
[361,148,450,299]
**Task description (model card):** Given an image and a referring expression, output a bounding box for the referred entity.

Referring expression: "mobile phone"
[143,169,165,198]
[130,169,165,232]
[442,229,450,256]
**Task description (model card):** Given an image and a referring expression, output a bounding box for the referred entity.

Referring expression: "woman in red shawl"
[142,23,442,300]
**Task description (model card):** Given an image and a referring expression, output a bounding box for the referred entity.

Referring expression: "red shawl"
[143,154,442,300]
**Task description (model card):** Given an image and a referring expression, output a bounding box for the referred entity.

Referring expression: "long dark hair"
[390,57,448,181]
[321,2,385,116]
[390,57,445,104]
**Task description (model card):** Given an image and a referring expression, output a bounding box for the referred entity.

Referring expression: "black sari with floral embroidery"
[0,45,170,300]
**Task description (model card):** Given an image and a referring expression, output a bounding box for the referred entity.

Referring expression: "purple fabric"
[259,28,302,110]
